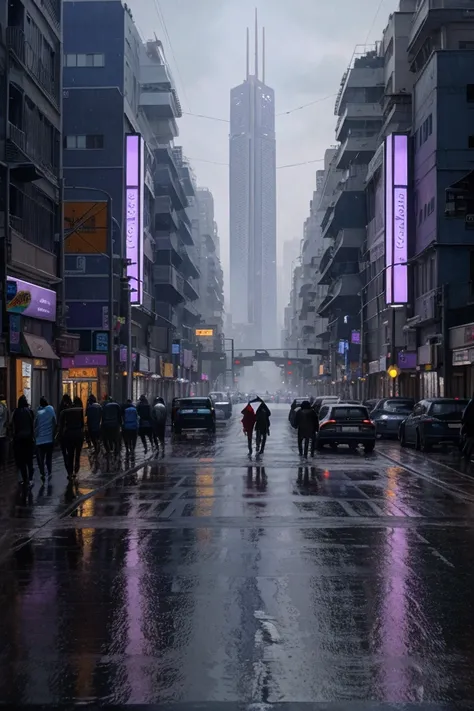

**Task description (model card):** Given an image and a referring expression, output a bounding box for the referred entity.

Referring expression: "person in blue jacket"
[122,399,139,456]
[35,397,56,479]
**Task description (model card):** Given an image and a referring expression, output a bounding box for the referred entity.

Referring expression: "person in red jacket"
[241,403,257,455]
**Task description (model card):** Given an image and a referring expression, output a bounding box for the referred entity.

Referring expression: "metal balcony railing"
[40,0,61,30]
[8,113,58,181]
[6,27,58,104]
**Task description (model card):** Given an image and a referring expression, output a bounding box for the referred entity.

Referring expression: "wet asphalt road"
[2,404,474,707]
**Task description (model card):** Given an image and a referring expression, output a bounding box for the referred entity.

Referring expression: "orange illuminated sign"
[67,368,97,379]
[195,329,214,337]
[64,201,107,254]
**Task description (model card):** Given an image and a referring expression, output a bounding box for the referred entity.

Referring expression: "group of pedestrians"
[1,391,168,487]
[241,397,271,456]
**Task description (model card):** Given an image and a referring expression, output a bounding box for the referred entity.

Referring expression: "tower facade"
[229,13,277,348]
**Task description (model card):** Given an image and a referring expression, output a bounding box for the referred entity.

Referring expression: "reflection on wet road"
[1,404,474,705]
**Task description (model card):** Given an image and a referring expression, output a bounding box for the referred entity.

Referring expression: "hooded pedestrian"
[85,394,102,455]
[152,396,167,454]
[11,395,35,486]
[59,396,84,479]
[101,396,122,456]
[122,399,139,455]
[295,400,319,458]
[241,403,257,455]
[35,397,56,479]
[253,397,271,454]
[137,395,153,453]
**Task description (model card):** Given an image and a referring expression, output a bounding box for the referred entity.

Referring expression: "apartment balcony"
[154,196,179,232]
[317,273,362,318]
[6,27,59,106]
[334,58,384,116]
[155,165,188,212]
[155,301,177,328]
[179,246,200,279]
[318,229,364,285]
[322,182,367,239]
[182,301,201,325]
[335,131,378,170]
[179,216,194,246]
[335,102,382,142]
[7,120,58,185]
[184,278,199,302]
[414,288,440,325]
[408,0,473,60]
[140,290,155,317]
[154,265,184,305]
[9,225,57,281]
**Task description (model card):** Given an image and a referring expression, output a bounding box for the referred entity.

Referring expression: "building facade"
[63,0,204,402]
[229,19,277,349]
[0,0,63,409]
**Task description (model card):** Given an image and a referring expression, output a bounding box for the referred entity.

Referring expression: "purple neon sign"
[125,134,144,305]
[6,276,56,322]
[385,134,408,305]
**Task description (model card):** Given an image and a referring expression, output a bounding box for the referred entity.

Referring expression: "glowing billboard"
[125,134,144,305]
[385,133,408,306]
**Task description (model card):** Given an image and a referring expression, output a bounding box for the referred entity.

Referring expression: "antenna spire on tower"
[246,27,250,79]
[254,7,258,79]
[262,26,265,84]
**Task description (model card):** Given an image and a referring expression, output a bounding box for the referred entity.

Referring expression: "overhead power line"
[152,0,192,113]
[188,156,325,170]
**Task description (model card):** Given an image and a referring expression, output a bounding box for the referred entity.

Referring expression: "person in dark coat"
[295,400,319,458]
[241,403,256,455]
[253,397,271,455]
[11,395,35,486]
[86,394,102,456]
[59,397,84,479]
[136,395,153,453]
[122,399,139,456]
[101,397,122,456]
[462,393,474,460]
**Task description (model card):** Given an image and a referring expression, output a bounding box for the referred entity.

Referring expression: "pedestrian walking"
[462,392,474,461]
[85,394,102,456]
[0,394,9,470]
[11,395,35,486]
[58,393,72,461]
[59,397,84,479]
[35,397,56,480]
[137,395,153,453]
[101,396,122,457]
[152,396,167,455]
[122,399,139,456]
[252,397,271,455]
[241,403,256,455]
[295,400,319,458]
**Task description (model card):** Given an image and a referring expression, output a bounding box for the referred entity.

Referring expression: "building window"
[467,84,474,102]
[64,134,104,149]
[64,53,105,67]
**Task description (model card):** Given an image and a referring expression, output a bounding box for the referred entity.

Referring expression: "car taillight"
[322,419,336,426]
[363,419,374,426]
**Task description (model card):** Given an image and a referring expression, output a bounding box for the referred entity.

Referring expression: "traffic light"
[234,358,241,366]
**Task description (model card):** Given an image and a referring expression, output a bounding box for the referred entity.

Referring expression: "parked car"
[209,391,232,419]
[399,398,469,451]
[312,395,339,415]
[371,398,415,439]
[316,404,376,452]
[172,396,216,436]
[363,399,380,411]
[289,397,310,427]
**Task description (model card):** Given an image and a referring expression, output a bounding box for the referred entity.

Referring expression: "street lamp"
[64,185,116,399]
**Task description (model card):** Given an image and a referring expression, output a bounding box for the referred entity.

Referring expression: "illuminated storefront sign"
[6,276,56,322]
[195,329,214,337]
[125,134,144,305]
[385,134,408,306]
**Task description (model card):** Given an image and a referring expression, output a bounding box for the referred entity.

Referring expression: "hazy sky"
[128,0,399,301]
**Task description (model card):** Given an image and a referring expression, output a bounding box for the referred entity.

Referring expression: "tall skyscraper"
[229,12,277,349]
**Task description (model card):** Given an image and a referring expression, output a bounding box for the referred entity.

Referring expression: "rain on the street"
[2,406,474,706]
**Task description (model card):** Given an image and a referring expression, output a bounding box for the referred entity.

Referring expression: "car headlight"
[380,414,389,420]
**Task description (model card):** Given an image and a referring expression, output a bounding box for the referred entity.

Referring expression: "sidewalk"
[0,439,155,556]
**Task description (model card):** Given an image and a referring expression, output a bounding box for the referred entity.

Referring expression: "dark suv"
[399,398,468,451]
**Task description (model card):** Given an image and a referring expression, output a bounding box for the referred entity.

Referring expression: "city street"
[1,404,474,705]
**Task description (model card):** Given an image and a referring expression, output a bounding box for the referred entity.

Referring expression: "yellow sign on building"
[195,329,214,337]
[163,362,174,378]
[64,201,108,254]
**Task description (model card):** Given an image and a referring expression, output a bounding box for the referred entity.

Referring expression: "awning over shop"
[23,334,59,360]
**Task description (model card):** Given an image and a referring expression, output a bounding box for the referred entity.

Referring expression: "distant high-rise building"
[229,12,276,348]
